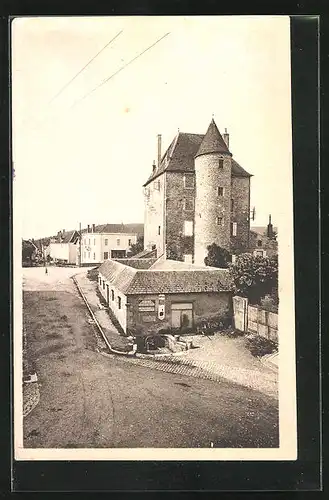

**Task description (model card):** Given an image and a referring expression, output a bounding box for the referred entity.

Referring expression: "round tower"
[194,119,232,266]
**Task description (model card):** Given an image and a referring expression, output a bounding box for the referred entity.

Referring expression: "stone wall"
[126,291,231,335]
[194,153,232,265]
[165,172,195,261]
[230,176,251,254]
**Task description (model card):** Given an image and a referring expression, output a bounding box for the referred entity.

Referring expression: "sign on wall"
[138,299,155,312]
[158,294,165,320]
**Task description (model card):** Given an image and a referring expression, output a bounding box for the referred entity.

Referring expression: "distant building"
[249,216,278,258]
[49,230,80,264]
[79,223,144,265]
[143,118,252,265]
[98,255,232,335]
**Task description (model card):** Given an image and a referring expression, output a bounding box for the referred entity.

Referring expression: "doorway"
[171,303,193,329]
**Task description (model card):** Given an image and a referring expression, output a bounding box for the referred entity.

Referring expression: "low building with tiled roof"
[98,257,233,335]
[143,118,252,265]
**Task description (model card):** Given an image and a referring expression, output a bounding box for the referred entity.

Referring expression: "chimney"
[87,224,90,233]
[267,214,273,238]
[62,229,65,235]
[157,134,162,169]
[152,160,156,173]
[92,223,95,233]
[223,128,229,149]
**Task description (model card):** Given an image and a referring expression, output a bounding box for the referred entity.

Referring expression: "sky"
[12,16,292,240]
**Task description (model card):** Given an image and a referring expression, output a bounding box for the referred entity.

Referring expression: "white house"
[79,223,143,265]
[49,230,80,264]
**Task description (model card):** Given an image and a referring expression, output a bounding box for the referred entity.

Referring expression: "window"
[218,159,224,169]
[84,238,87,245]
[111,289,114,301]
[257,240,262,247]
[158,226,161,235]
[93,253,96,260]
[231,222,237,236]
[104,239,108,246]
[231,254,236,264]
[154,180,161,191]
[128,239,132,246]
[231,199,234,212]
[217,186,224,196]
[117,238,120,246]
[118,296,122,309]
[104,251,108,260]
[184,174,194,189]
[102,281,105,290]
[184,220,193,236]
[99,277,102,285]
[216,216,223,226]
[88,238,90,245]
[184,254,193,263]
[255,250,264,257]
[184,198,194,211]
[93,238,96,246]
[88,251,90,259]
[84,252,86,259]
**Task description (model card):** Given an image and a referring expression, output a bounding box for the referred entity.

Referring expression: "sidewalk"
[74,272,132,352]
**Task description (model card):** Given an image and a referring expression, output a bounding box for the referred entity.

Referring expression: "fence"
[233,296,278,344]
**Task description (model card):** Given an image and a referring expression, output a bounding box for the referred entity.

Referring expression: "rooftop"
[144,120,251,186]
[99,258,232,295]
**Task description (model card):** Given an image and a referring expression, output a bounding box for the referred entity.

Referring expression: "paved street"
[22,267,279,448]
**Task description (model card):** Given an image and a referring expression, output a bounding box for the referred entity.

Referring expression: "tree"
[127,235,144,257]
[22,240,34,264]
[204,243,231,269]
[229,253,278,304]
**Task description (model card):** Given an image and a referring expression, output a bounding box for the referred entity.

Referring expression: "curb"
[72,275,134,357]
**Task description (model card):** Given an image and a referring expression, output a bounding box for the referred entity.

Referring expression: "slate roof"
[99,259,232,295]
[195,118,231,158]
[53,230,79,244]
[144,121,251,186]
[82,223,144,235]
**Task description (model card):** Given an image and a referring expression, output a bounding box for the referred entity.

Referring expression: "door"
[106,285,109,304]
[171,303,193,329]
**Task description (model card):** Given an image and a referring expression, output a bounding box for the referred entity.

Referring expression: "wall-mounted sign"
[138,299,155,312]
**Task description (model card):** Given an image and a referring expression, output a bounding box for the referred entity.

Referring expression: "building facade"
[143,119,252,266]
[79,223,143,265]
[48,230,79,264]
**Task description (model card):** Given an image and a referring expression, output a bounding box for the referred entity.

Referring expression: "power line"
[70,32,170,110]
[48,30,123,105]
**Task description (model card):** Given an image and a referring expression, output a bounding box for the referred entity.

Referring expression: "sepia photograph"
[12,15,296,461]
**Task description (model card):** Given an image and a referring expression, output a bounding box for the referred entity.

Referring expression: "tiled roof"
[99,259,232,295]
[144,123,251,186]
[195,119,231,158]
[54,230,79,244]
[82,223,144,235]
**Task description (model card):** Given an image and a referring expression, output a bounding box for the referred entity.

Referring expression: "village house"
[48,230,80,264]
[98,256,232,336]
[79,223,144,265]
[143,118,253,265]
[249,216,278,258]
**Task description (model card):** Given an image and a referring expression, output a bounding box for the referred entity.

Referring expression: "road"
[22,267,279,448]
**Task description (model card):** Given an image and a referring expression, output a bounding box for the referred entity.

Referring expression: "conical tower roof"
[195,118,232,157]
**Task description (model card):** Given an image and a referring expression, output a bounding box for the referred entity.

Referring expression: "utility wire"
[70,32,170,109]
[48,30,123,104]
